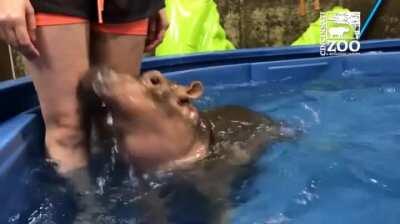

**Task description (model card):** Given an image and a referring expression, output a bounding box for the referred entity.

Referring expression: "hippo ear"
[186,81,204,99]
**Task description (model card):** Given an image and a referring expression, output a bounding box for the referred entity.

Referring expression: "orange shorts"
[35,13,149,36]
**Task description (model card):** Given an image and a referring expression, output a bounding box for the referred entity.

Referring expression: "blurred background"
[0,0,399,81]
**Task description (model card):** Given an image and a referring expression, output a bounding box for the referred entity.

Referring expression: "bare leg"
[88,31,146,154]
[24,24,90,174]
[314,0,320,10]
[24,24,98,223]
[90,31,146,76]
[298,0,306,16]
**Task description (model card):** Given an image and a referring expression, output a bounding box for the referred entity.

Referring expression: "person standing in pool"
[0,0,168,175]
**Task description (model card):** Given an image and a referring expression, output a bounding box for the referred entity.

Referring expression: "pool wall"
[1,39,400,180]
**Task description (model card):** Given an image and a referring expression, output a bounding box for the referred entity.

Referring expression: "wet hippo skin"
[79,67,290,224]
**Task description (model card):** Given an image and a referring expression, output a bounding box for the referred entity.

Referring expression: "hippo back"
[201,105,282,166]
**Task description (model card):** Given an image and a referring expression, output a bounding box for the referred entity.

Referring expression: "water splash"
[96,177,106,195]
[294,179,319,206]
[8,214,20,223]
[279,126,299,138]
[302,103,320,124]
[264,213,291,224]
[341,68,363,78]
[106,112,114,126]
[27,198,55,224]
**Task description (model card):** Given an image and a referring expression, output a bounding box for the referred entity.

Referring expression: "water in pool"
[2,71,400,224]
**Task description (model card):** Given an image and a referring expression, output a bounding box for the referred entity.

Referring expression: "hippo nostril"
[178,97,190,106]
[150,76,161,86]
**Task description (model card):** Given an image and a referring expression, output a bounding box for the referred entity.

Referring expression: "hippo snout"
[91,67,126,97]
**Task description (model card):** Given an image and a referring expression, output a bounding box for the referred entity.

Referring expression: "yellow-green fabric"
[156,0,235,56]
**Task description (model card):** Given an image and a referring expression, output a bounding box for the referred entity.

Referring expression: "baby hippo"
[80,67,290,223]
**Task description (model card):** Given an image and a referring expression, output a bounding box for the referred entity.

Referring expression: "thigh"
[90,31,146,76]
[25,24,90,127]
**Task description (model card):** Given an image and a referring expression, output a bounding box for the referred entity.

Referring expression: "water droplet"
[370,178,378,184]
[142,173,150,180]
[341,68,363,78]
[96,177,106,195]
[8,213,20,223]
[106,113,114,125]
[302,103,320,124]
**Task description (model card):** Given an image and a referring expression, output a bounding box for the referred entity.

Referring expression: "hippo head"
[88,67,209,171]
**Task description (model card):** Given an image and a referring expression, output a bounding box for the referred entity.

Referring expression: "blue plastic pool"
[1,39,400,223]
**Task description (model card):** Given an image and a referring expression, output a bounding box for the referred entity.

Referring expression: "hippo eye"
[150,77,161,85]
[178,97,190,106]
